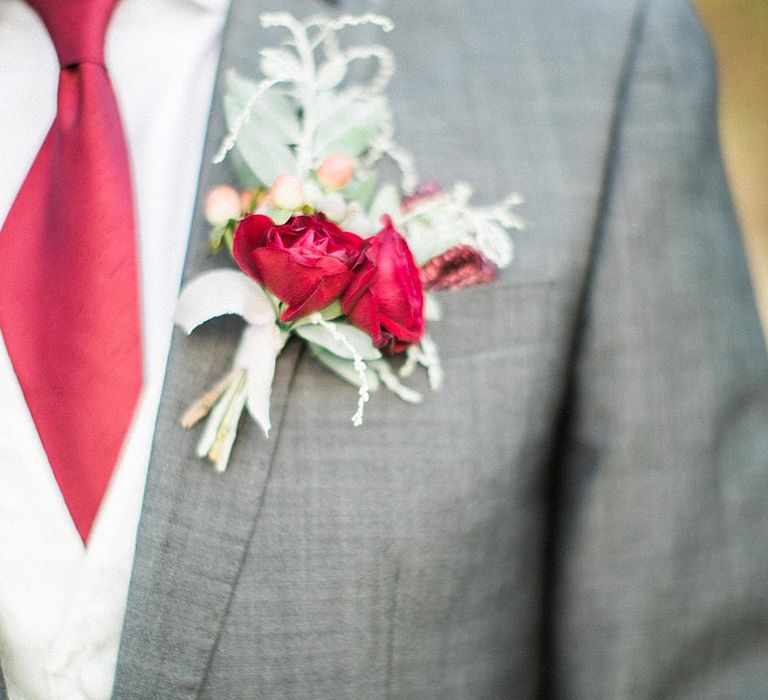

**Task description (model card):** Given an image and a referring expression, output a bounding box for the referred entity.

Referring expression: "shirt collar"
[183,0,231,14]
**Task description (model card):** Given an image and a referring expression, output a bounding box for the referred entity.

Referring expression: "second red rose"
[342,217,425,354]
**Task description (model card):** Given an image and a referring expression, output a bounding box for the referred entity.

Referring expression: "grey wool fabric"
[3,0,767,698]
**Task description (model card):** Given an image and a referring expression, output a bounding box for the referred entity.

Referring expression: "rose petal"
[346,289,382,347]
[232,214,274,282]
[252,247,325,305]
[280,271,355,322]
[341,256,378,312]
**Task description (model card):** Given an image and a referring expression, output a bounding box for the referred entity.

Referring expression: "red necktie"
[0,0,142,542]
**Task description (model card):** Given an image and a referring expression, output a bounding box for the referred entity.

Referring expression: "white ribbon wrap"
[174,269,287,467]
[233,323,287,436]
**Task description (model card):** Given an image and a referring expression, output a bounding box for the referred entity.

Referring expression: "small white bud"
[320,193,348,222]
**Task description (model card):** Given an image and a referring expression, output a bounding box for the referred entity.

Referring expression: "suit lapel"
[112,0,332,695]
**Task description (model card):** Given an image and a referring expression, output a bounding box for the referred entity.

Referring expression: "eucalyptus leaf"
[265,208,292,224]
[209,225,226,251]
[340,172,378,209]
[319,300,344,320]
[296,321,382,360]
[289,300,344,329]
[226,70,300,145]
[224,94,297,187]
[259,48,304,83]
[230,148,264,190]
[310,346,380,391]
[224,70,299,187]
[314,93,387,157]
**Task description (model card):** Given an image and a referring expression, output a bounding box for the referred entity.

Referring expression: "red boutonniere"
[174,12,523,470]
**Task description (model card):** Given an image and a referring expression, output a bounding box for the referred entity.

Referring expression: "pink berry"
[270,174,304,210]
[316,153,354,190]
[204,185,241,226]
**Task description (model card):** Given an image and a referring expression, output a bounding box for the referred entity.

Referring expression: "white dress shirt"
[0,0,229,696]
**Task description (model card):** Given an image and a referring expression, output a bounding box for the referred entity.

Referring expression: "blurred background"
[692,0,768,339]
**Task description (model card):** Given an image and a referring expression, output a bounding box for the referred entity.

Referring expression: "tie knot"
[26,0,119,67]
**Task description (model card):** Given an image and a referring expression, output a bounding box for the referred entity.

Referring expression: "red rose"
[233,214,364,323]
[342,217,425,354]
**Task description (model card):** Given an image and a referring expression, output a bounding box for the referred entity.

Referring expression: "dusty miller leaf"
[259,48,304,83]
[340,172,378,208]
[224,70,299,186]
[316,56,347,90]
[226,70,300,144]
[368,183,400,223]
[310,345,380,391]
[314,93,387,157]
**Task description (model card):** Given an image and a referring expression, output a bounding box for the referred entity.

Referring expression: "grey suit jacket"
[3,0,766,697]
